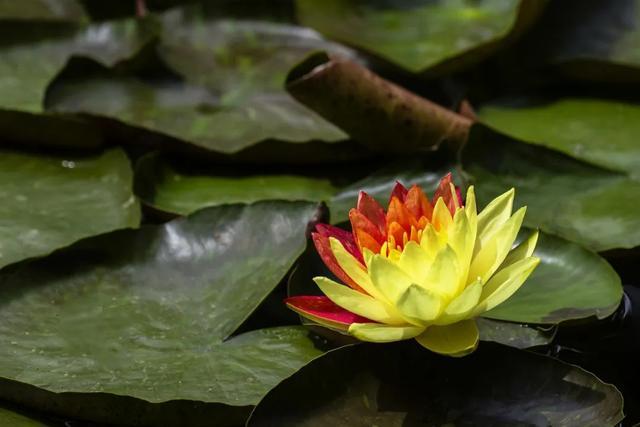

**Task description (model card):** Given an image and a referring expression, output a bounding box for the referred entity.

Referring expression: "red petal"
[433,173,464,214]
[312,233,366,293]
[285,296,372,330]
[315,223,363,263]
[356,191,386,235]
[390,181,408,203]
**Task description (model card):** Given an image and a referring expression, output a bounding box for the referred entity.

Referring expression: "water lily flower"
[286,174,539,357]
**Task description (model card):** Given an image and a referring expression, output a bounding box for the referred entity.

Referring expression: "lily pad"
[476,318,555,348]
[0,147,140,269]
[143,6,347,151]
[135,154,338,216]
[479,98,640,177]
[0,201,324,426]
[0,0,86,22]
[484,231,622,323]
[248,342,624,426]
[0,18,155,113]
[531,0,640,81]
[0,406,49,427]
[295,0,544,74]
[463,125,640,251]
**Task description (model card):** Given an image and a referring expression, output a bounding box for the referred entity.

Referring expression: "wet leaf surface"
[248,342,624,427]
[0,148,140,269]
[0,201,323,426]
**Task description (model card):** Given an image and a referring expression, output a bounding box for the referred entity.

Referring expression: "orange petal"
[404,185,433,220]
[354,227,382,254]
[357,191,386,235]
[312,232,366,293]
[387,197,417,231]
[387,221,406,250]
[433,173,463,215]
[350,209,385,244]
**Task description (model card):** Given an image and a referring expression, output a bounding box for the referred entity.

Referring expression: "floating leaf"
[484,231,622,323]
[0,18,155,113]
[0,0,86,22]
[476,318,555,348]
[135,154,338,216]
[0,201,323,426]
[531,0,640,81]
[464,125,640,251]
[0,406,49,427]
[0,148,140,269]
[295,0,544,74]
[248,342,624,426]
[479,98,640,177]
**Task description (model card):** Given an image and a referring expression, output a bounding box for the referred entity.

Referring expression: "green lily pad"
[0,201,324,426]
[295,0,544,74]
[71,9,348,153]
[328,159,462,224]
[0,406,49,427]
[135,154,338,216]
[0,0,86,22]
[248,342,624,426]
[0,148,140,269]
[464,124,640,251]
[531,0,640,81]
[484,231,622,323]
[0,18,155,113]
[479,98,640,177]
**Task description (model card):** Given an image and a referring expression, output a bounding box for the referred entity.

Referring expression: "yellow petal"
[468,207,526,284]
[448,208,475,291]
[465,186,478,231]
[421,245,460,299]
[396,284,443,326]
[431,197,452,231]
[473,256,540,316]
[415,319,479,357]
[419,223,445,259]
[314,277,405,326]
[435,278,483,325]
[398,241,431,284]
[500,230,539,270]
[349,322,424,343]
[368,254,414,303]
[329,237,384,301]
[477,188,514,245]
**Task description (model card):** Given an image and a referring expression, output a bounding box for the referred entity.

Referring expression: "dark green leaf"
[0,148,140,269]
[0,406,49,427]
[135,154,338,216]
[0,0,86,22]
[112,6,348,151]
[479,98,640,177]
[295,0,544,74]
[248,342,624,426]
[463,124,640,251]
[484,231,622,323]
[0,201,323,425]
[531,0,640,81]
[0,18,155,113]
